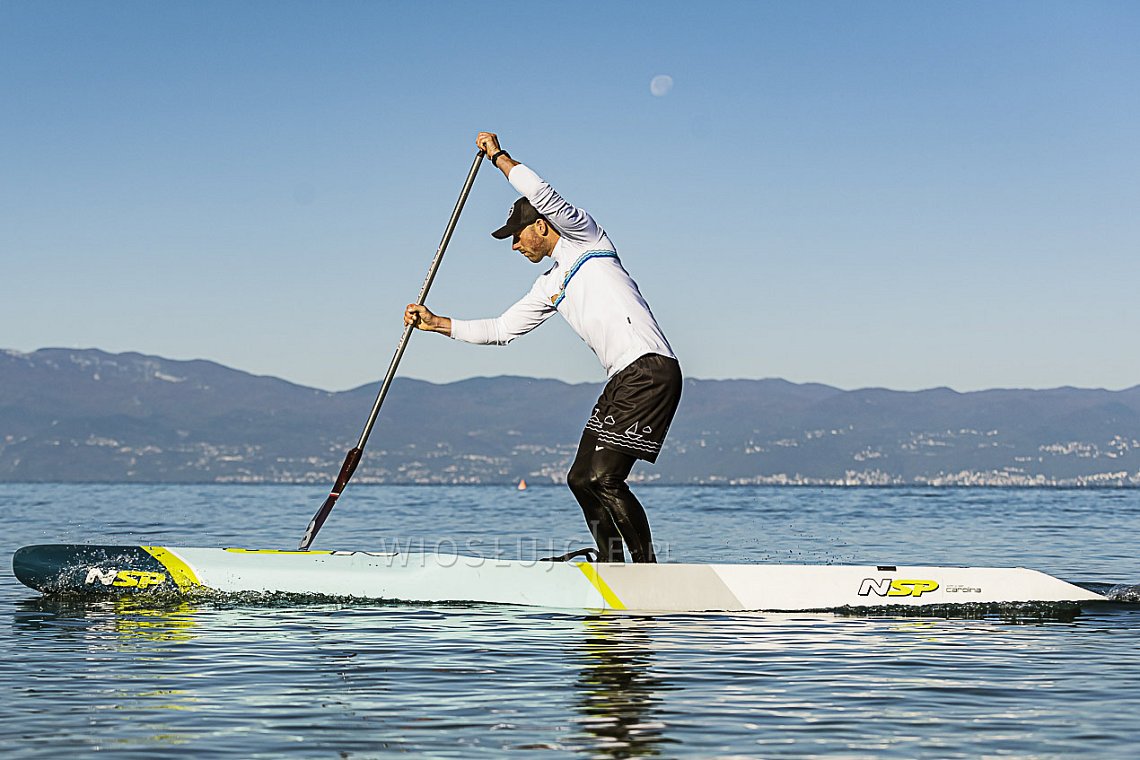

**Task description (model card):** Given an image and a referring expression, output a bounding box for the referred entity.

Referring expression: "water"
[3,484,1139,757]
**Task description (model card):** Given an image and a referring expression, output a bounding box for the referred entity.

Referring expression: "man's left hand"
[476,131,502,156]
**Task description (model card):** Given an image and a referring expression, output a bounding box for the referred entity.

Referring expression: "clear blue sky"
[3,1,1138,392]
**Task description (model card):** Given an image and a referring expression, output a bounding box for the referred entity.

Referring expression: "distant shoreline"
[4,348,1139,487]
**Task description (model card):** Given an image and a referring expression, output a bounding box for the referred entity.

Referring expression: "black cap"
[491,197,541,239]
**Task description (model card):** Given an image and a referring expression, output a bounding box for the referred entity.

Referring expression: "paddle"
[299,149,485,550]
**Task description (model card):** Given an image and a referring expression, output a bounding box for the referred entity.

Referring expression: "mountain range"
[2,348,1139,486]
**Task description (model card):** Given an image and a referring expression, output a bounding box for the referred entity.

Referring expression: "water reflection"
[9,591,1120,757]
[15,594,200,644]
[569,615,679,757]
[10,595,203,750]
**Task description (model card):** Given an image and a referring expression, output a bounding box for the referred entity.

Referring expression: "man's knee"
[568,464,626,498]
[566,462,593,497]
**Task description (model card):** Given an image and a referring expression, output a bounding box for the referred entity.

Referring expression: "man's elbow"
[492,332,519,347]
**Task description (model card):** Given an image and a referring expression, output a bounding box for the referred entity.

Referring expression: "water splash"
[1105,583,1140,603]
[830,601,1083,622]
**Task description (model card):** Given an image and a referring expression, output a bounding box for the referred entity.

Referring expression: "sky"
[2,1,1138,393]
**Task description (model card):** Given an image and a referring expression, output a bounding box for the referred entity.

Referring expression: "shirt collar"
[550,236,570,268]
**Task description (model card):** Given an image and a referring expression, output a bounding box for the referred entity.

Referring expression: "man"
[404,132,681,563]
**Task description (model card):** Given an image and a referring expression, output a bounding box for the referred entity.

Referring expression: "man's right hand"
[405,303,452,336]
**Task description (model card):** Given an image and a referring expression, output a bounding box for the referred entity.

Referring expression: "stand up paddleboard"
[11,544,1107,612]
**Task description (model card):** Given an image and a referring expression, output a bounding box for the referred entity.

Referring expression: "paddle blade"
[299,446,362,550]
[298,493,337,551]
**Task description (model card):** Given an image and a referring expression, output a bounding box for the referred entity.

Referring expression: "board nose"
[12,544,56,592]
[12,544,168,595]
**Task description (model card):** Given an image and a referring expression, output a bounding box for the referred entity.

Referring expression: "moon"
[650,75,673,97]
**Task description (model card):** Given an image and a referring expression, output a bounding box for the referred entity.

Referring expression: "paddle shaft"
[299,150,485,550]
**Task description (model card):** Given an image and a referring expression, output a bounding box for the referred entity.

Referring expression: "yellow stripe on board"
[141,546,202,592]
[577,563,626,610]
[223,548,334,555]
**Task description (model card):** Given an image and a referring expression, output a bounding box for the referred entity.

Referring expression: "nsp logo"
[857,578,939,598]
[85,567,168,589]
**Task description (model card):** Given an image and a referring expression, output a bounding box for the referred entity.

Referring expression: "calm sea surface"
[3,484,1139,758]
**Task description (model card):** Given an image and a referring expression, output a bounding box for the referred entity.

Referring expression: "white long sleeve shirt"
[450,164,675,378]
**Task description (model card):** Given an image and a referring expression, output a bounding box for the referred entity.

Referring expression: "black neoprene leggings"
[566,433,657,563]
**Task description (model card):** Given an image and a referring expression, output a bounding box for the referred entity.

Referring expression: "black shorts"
[583,354,682,463]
